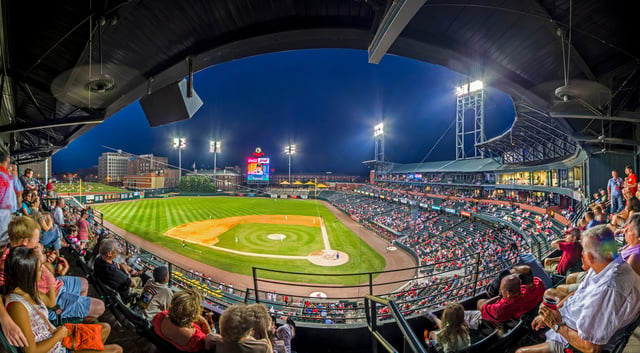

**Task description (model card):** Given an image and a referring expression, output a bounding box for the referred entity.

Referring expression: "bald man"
[464,274,526,329]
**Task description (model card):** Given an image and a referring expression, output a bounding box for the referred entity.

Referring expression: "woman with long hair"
[3,246,122,353]
[427,303,471,353]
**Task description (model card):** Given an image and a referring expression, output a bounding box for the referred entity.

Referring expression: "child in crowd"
[426,303,471,353]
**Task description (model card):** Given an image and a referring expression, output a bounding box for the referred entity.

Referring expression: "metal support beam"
[549,112,640,123]
[0,115,104,133]
[368,0,426,64]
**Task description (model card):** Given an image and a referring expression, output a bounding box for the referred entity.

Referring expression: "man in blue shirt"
[607,170,624,214]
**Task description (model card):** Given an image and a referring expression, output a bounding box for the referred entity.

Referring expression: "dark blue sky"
[52,49,515,175]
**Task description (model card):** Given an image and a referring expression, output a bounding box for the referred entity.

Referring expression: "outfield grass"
[55,182,125,193]
[95,197,386,284]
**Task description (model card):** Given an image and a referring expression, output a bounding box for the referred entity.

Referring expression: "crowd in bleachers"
[5,144,640,353]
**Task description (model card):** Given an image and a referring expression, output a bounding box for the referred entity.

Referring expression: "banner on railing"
[431,205,441,211]
[271,194,278,198]
[444,207,457,215]
[280,194,288,198]
[460,211,471,217]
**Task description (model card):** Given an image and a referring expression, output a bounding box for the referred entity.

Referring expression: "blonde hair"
[8,216,40,245]
[167,288,203,327]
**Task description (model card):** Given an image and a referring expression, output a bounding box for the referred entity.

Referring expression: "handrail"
[364,294,427,353]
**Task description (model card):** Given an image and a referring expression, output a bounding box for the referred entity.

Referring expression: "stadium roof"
[391,149,588,174]
[1,1,639,162]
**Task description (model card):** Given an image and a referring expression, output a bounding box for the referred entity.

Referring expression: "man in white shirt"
[53,198,69,227]
[516,225,640,353]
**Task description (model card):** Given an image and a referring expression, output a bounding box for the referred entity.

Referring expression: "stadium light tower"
[374,123,384,162]
[454,80,486,160]
[210,140,221,188]
[173,137,186,182]
[284,144,296,184]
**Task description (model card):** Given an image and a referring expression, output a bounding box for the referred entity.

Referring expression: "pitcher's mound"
[307,250,349,266]
[267,234,286,241]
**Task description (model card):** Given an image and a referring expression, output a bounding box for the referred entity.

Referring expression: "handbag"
[60,323,104,351]
[32,299,105,351]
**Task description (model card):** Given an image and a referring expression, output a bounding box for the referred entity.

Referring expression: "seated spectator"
[152,288,214,352]
[426,303,471,353]
[609,188,640,229]
[516,225,640,353]
[511,265,545,313]
[52,198,70,228]
[30,197,61,254]
[138,265,174,320]
[592,205,606,223]
[3,246,122,353]
[208,303,273,353]
[20,191,34,216]
[93,238,139,303]
[543,228,582,275]
[583,211,602,229]
[464,275,525,329]
[618,212,640,275]
[1,216,105,323]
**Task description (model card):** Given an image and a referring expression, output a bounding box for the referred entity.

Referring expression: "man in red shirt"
[464,274,526,329]
[544,228,582,275]
[512,265,545,313]
[625,165,637,197]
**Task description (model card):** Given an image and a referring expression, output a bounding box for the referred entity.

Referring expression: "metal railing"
[364,294,427,353]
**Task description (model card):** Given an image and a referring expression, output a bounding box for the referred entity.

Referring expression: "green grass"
[55,182,125,193]
[215,223,323,256]
[95,197,385,284]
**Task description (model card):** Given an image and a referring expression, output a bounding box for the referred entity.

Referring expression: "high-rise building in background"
[98,152,130,184]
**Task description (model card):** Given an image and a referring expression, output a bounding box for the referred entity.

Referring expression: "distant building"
[127,154,168,175]
[124,173,165,189]
[270,173,365,186]
[186,166,241,191]
[98,152,130,184]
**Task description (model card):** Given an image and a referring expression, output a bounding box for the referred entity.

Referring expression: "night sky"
[52,49,516,175]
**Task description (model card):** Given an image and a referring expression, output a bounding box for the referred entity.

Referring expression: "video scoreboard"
[247,157,270,183]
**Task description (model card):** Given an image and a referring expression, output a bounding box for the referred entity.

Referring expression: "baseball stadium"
[2,2,640,353]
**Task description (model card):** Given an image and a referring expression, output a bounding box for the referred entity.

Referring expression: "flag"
[192,161,196,169]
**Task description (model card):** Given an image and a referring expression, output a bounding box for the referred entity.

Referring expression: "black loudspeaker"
[140,79,203,127]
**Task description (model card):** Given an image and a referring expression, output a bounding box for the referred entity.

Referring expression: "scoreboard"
[247,157,270,183]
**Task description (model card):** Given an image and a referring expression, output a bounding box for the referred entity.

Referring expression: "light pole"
[210,140,221,189]
[173,137,186,182]
[284,144,296,184]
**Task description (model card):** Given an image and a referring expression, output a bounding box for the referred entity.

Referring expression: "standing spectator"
[19,168,36,193]
[624,165,637,196]
[138,265,174,320]
[76,209,94,249]
[608,170,624,214]
[8,163,23,213]
[276,317,296,353]
[0,150,16,244]
[45,179,54,197]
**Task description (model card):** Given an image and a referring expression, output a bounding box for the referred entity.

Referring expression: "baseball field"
[94,197,386,285]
